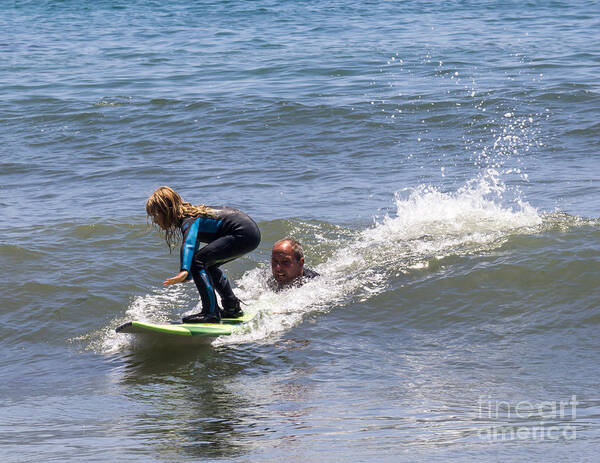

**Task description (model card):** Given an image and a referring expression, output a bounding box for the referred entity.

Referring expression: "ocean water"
[1,0,599,461]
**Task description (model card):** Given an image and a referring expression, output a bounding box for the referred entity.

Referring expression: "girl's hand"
[163,270,189,286]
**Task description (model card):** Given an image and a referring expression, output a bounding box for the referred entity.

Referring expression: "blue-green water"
[1,1,599,461]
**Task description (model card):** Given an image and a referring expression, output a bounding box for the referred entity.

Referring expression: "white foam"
[217,171,542,346]
[370,170,540,244]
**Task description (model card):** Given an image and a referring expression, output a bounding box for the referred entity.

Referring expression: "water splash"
[218,172,542,345]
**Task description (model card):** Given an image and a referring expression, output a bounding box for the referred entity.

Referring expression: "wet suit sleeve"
[180,218,200,279]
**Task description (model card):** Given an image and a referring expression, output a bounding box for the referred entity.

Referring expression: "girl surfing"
[146,186,261,323]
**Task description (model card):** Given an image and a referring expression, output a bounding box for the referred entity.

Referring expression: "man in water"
[271,238,319,289]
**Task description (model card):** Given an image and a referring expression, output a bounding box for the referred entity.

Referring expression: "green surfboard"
[115,312,256,338]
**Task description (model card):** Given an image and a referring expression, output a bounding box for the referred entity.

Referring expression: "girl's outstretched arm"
[163,270,189,286]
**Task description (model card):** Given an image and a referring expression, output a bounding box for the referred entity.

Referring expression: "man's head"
[271,238,305,286]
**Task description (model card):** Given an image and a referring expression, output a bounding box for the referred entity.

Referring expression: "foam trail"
[216,171,542,345]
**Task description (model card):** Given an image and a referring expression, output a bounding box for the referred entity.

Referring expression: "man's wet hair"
[274,237,304,261]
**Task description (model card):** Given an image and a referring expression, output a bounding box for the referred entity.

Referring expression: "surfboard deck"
[115,312,255,337]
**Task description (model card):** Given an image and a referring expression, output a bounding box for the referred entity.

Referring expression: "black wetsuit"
[302,267,319,280]
[179,207,261,316]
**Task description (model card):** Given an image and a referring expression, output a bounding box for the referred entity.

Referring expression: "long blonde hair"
[146,186,216,249]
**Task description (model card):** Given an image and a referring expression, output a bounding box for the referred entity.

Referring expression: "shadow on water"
[110,339,275,459]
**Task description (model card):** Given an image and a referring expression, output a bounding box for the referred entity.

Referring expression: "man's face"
[271,242,304,286]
